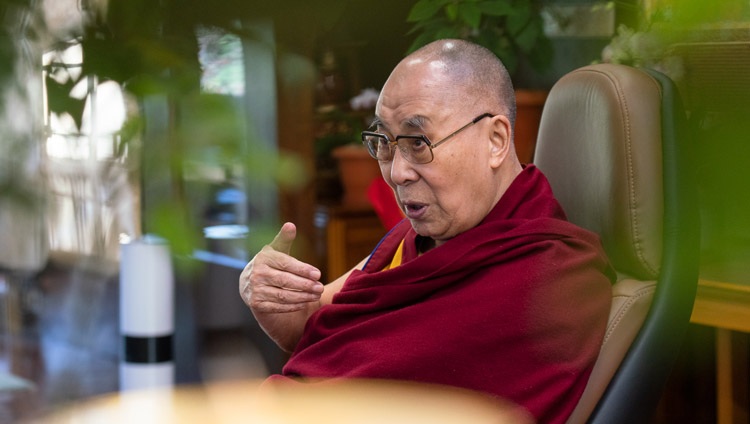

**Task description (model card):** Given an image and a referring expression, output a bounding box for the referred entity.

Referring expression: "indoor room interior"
[0,0,749,422]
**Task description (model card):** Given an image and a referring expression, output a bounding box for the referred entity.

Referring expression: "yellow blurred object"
[35,379,533,424]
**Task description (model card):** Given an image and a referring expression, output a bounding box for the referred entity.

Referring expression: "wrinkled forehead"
[383,56,452,94]
[375,58,460,130]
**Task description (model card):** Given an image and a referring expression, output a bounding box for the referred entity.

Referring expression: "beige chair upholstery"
[534,64,699,424]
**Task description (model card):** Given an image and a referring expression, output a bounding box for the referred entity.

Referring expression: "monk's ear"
[488,114,512,168]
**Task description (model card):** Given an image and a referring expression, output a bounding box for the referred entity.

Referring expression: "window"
[43,41,135,263]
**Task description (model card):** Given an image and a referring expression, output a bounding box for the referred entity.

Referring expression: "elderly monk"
[240,39,614,423]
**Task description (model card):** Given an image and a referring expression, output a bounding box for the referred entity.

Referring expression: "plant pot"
[514,89,548,164]
[332,144,382,207]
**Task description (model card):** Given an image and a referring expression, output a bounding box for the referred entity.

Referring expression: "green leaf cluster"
[406,0,552,75]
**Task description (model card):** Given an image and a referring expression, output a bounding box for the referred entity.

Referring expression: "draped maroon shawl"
[281,165,614,423]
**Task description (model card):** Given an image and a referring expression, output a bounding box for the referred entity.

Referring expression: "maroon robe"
[281,165,614,423]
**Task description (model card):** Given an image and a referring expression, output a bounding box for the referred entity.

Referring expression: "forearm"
[252,300,321,353]
[254,264,362,352]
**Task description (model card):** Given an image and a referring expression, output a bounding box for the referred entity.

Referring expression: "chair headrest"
[535,64,664,281]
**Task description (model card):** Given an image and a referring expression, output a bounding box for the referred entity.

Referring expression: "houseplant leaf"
[477,0,513,17]
[458,2,482,29]
[506,2,531,37]
[513,14,541,53]
[526,35,553,70]
[44,74,86,130]
[408,20,459,53]
[407,0,451,22]
[405,0,552,75]
[445,3,459,22]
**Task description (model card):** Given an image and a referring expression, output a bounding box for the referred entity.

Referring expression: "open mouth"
[403,202,427,219]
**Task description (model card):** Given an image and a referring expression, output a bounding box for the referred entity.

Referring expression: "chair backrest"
[534,64,700,424]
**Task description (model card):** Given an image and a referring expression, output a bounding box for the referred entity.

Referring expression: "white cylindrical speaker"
[119,235,174,391]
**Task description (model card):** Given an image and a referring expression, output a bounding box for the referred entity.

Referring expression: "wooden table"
[691,258,750,424]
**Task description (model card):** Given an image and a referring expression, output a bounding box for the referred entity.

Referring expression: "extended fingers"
[239,223,324,314]
[252,256,322,292]
[245,278,322,314]
[239,255,323,313]
[254,283,321,305]
[256,243,320,286]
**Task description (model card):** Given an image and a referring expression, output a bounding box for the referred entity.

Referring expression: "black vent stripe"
[123,335,173,363]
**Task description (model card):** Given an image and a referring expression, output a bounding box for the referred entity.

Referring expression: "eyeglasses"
[361,113,495,164]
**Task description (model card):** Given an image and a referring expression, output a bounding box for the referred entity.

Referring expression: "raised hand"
[239,222,324,314]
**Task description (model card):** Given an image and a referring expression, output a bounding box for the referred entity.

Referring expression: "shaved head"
[407,39,517,133]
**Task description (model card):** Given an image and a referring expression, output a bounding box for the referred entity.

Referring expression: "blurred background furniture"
[316,204,386,281]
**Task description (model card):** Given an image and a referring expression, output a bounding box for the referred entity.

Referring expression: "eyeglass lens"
[363,135,433,164]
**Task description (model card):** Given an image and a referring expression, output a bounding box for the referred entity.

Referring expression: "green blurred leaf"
[0,178,42,211]
[406,21,428,36]
[246,225,280,256]
[275,151,309,191]
[513,15,540,53]
[437,25,462,40]
[148,200,204,256]
[477,0,513,16]
[80,35,141,85]
[407,20,454,53]
[124,74,167,97]
[526,34,553,70]
[117,115,144,157]
[458,2,482,29]
[243,143,280,186]
[407,31,439,54]
[507,2,531,36]
[407,0,451,22]
[483,33,517,73]
[104,0,165,41]
[404,0,552,74]
[445,3,459,21]
[178,93,244,155]
[45,74,86,130]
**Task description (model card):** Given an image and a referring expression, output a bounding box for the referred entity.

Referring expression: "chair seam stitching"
[583,67,659,277]
[603,286,655,344]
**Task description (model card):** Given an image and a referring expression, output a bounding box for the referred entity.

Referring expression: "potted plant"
[317,88,382,207]
[405,0,553,163]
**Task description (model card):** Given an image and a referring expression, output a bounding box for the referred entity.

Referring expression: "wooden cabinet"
[315,204,386,281]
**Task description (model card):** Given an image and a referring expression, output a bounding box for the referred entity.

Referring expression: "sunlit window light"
[197,26,245,96]
[43,42,128,161]
[42,40,137,261]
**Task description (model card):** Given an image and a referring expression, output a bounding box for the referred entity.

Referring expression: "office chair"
[533,64,700,424]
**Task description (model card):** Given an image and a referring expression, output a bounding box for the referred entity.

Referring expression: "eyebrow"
[370,115,429,133]
[403,115,427,132]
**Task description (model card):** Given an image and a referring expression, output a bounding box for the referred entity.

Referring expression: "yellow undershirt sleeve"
[381,240,405,271]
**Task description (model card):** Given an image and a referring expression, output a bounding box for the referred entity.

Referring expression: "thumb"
[268,222,296,255]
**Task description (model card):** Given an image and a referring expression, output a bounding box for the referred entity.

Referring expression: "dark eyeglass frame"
[361,113,495,164]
